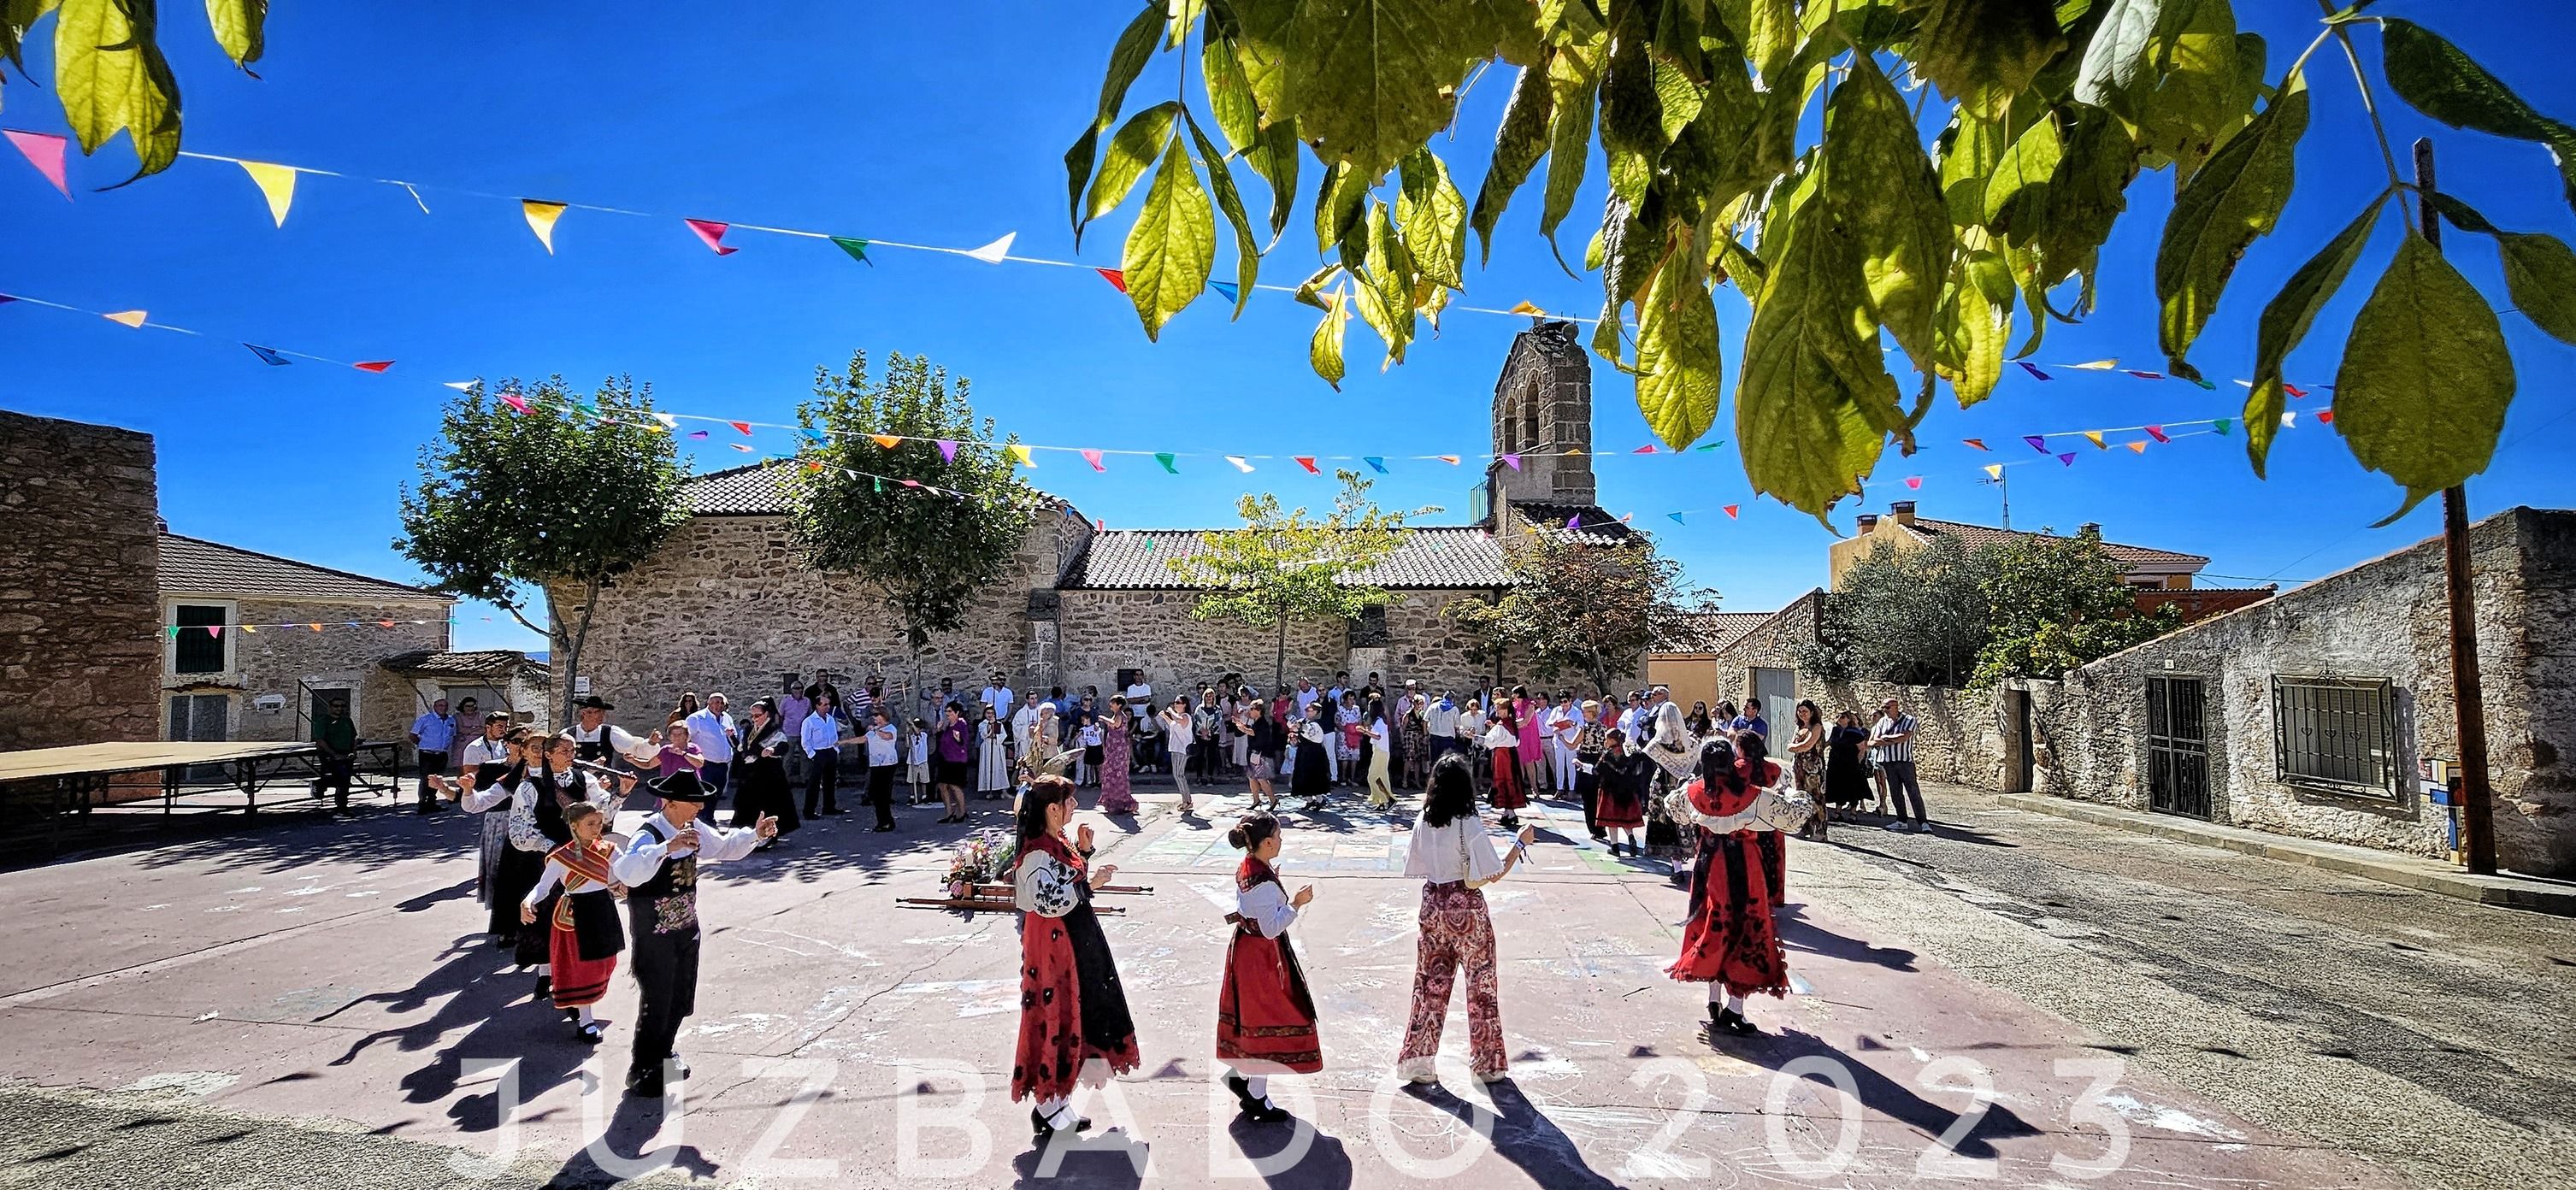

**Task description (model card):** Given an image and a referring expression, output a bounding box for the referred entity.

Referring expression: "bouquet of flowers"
[940,827,1019,899]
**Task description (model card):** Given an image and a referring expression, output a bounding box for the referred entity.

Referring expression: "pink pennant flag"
[730,421,754,435]
[502,394,532,414]
[2058,452,2078,466]
[207,625,222,639]
[1502,453,1521,470]
[1097,268,1128,293]
[378,620,397,628]
[1294,457,1320,474]
[351,360,394,374]
[1631,445,1656,454]
[1722,504,1740,519]
[2284,383,2309,399]
[900,478,922,487]
[2144,425,2171,444]
[1082,449,1106,471]
[937,439,958,462]
[3,129,69,198]
[1096,518,1107,531]
[729,443,754,452]
[1904,476,1923,490]
[685,219,740,255]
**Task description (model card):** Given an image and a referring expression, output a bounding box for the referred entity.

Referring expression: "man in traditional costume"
[610,769,777,1097]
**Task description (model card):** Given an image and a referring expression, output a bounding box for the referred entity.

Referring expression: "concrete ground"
[0,776,2563,1188]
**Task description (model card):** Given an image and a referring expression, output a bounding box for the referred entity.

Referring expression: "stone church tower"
[1479,320,1606,536]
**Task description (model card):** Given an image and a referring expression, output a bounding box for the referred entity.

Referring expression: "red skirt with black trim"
[1489,746,1527,810]
[1216,928,1322,1073]
[1011,904,1141,1104]
[1665,828,1789,998]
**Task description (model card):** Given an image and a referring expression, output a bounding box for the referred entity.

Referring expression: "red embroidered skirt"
[1489,746,1527,810]
[1217,928,1322,1073]
[549,925,617,1009]
[1596,776,1646,829]
[1665,829,1789,998]
[1012,908,1141,1103]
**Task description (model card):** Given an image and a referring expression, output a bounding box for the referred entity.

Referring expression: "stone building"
[1701,508,2576,879]
[558,322,1627,715]
[156,532,458,752]
[0,410,162,751]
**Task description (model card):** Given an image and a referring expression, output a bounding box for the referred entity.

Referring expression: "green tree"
[1063,2,2576,521]
[3,1,268,181]
[786,351,1044,686]
[1799,537,1992,686]
[1168,469,1420,690]
[1968,526,2185,686]
[1445,526,1717,692]
[396,376,688,723]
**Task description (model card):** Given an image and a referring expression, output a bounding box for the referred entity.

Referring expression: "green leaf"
[1738,202,1901,521]
[2423,191,2576,347]
[1082,101,1182,248]
[1284,0,1474,184]
[1635,249,1723,447]
[1471,60,1553,265]
[2031,106,2139,293]
[2130,0,2243,178]
[1742,0,1798,89]
[1064,4,1167,227]
[1982,113,2061,236]
[2245,192,2384,478]
[1313,158,1370,255]
[1251,121,1302,244]
[1934,245,2013,406]
[2155,69,2307,379]
[2335,233,2514,521]
[56,0,182,180]
[1185,110,1261,318]
[1229,0,1297,117]
[1940,111,2007,227]
[1347,200,1418,364]
[2072,0,2162,108]
[2381,18,2576,212]
[1311,286,1349,389]
[1122,133,1215,341]
[1395,147,1467,288]
[1913,0,2067,120]
[1540,35,1602,248]
[1165,0,1205,48]
[1824,53,1951,375]
[203,0,263,67]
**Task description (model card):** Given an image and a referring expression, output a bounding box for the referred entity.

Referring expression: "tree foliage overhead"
[1968,525,2185,686]
[1167,469,1420,688]
[3,0,268,182]
[1065,1,2576,522]
[396,376,688,721]
[787,351,1046,655]
[1445,525,1718,693]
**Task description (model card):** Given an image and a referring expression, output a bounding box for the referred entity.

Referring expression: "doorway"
[1751,668,1795,734]
[2001,688,2036,793]
[2146,676,2210,819]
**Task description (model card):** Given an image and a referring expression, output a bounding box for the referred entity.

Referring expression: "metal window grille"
[2271,675,2396,796]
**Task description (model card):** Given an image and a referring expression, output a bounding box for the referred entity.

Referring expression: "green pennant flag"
[2213,417,2233,436]
[872,476,883,493]
[832,237,873,266]
[1155,452,1178,474]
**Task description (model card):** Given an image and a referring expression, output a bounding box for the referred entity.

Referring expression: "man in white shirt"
[1293,680,1320,716]
[613,770,775,1098]
[682,693,739,797]
[570,697,661,794]
[408,698,457,814]
[1548,694,1581,793]
[864,709,902,832]
[981,673,1015,726]
[1010,695,1040,764]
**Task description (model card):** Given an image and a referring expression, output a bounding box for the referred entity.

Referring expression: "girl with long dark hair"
[1482,701,1526,828]
[1665,737,1811,1036]
[1364,695,1394,810]
[1395,754,1533,1083]
[1011,777,1140,1140]
[1216,813,1317,1122]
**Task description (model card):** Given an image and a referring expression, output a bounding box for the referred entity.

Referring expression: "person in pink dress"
[1512,685,1546,796]
[1098,696,1138,815]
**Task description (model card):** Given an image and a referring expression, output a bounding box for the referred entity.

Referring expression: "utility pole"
[2415,137,2499,875]
[1981,467,2012,530]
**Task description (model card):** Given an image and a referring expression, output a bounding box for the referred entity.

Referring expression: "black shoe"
[579,1021,605,1045]
[626,1070,663,1099]
[532,975,551,1002]
[669,1054,690,1079]
[1709,1005,1759,1036]
[1030,1107,1092,1140]
[1224,1073,1262,1113]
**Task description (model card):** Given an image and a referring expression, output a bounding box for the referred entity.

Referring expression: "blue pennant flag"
[244,344,292,366]
[1363,456,1388,474]
[1211,280,1240,305]
[1668,511,1685,524]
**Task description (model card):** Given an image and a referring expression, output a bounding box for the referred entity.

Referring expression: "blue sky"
[4,3,2571,653]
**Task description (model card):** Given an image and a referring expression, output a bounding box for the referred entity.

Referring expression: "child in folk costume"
[516,733,624,1002]
[1397,754,1535,1083]
[522,800,628,1043]
[1217,814,1318,1123]
[1593,728,1653,857]
[1011,776,1141,1141]
[610,769,776,1098]
[1665,736,1813,1036]
[1481,704,1526,828]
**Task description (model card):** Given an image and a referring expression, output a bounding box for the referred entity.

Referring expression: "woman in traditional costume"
[730,697,798,846]
[1481,703,1526,828]
[1011,776,1141,1140]
[452,720,533,947]
[522,800,628,1043]
[1098,698,1137,815]
[1395,754,1533,1083]
[1593,728,1653,857]
[1642,700,1701,870]
[1290,701,1332,810]
[1665,737,1812,1036]
[516,733,621,1001]
[1216,813,1318,1123]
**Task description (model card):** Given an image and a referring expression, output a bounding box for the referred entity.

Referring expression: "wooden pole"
[2414,138,2499,875]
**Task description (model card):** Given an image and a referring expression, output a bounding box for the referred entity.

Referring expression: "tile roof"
[681,462,791,515]
[381,649,550,676]
[1063,527,1512,590]
[158,533,445,603]
[1899,516,2208,568]
[1650,610,1774,654]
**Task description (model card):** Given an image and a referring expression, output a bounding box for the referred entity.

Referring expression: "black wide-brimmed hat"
[575,695,615,711]
[649,769,710,803]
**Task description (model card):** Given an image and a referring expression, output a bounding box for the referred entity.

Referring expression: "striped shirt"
[1870,714,1917,764]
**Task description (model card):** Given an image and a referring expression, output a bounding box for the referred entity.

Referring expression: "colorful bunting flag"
[1502,454,1521,470]
[165,626,177,639]
[444,380,475,391]
[1155,451,1177,474]
[2084,431,2105,449]
[2125,369,2164,380]
[1096,268,1127,293]
[2059,452,2078,465]
[871,433,901,449]
[1962,439,1988,451]
[1508,300,1543,315]
[729,421,753,435]
[2315,409,2335,425]
[103,309,148,328]
[937,439,958,462]
[2284,383,2308,398]
[1904,476,1923,489]
[1436,455,1460,465]
[1008,444,1035,467]
[238,160,298,227]
[1723,504,1740,519]
[1668,512,1684,524]
[240,624,256,633]
[2282,411,2298,427]
[244,344,291,366]
[1631,445,1656,454]
[352,360,394,373]
[1567,514,1583,529]
[1294,457,1320,474]
[2016,362,2051,381]
[504,394,533,415]
[2189,377,2215,390]
[2024,436,2048,453]
[208,625,222,639]
[1983,464,2004,480]
[309,623,323,632]
[2126,440,2149,454]
[687,429,708,438]
[1226,456,1253,473]
[2213,418,2233,436]
[4,128,70,197]
[522,200,568,253]
[2067,359,2118,370]
[651,412,678,431]
[1363,457,1387,474]
[806,459,824,472]
[1082,448,1106,471]
[832,236,873,265]
[2144,425,2171,444]
[1696,441,1724,451]
[684,219,740,255]
[964,233,1016,264]
[1211,281,1239,304]
[1096,518,1106,531]
[729,443,753,452]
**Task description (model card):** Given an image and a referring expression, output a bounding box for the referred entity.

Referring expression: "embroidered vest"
[629,820,701,935]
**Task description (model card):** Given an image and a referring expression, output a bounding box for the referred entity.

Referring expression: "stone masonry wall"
[163,598,451,752]
[1055,590,1347,698]
[0,411,161,751]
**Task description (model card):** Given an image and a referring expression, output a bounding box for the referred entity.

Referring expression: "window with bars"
[2272,675,2397,796]
[172,604,228,674]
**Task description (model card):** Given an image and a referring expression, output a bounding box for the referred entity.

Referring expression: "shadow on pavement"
[539,1090,717,1188]
[1222,1114,1356,1190]
[1777,905,1919,972]
[1402,1078,1618,1189]
[1725,1028,2043,1160]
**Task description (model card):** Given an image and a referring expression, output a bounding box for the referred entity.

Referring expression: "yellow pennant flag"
[240,624,257,633]
[239,160,298,227]
[2066,358,2119,370]
[1007,444,1035,468]
[2126,439,2149,454]
[1983,463,2003,480]
[2084,430,2106,449]
[870,434,901,450]
[1507,300,1543,315]
[522,200,568,253]
[103,309,147,327]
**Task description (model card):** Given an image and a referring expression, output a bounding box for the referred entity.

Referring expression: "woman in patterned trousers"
[1395,754,1534,1082]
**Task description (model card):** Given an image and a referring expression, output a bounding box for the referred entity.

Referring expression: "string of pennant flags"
[157,617,451,644]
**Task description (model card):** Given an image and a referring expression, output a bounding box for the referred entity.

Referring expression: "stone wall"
[163,598,451,751]
[0,411,161,751]
[1046,586,1499,702]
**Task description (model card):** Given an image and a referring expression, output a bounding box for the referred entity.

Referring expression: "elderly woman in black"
[730,696,798,848]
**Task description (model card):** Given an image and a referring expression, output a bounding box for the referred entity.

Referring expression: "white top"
[1481,720,1518,749]
[1078,722,1105,747]
[459,735,510,769]
[1425,702,1459,737]
[1666,784,1816,834]
[799,712,842,754]
[1299,720,1329,745]
[1552,705,1581,745]
[1015,849,1084,918]
[1235,876,1298,938]
[982,686,1015,722]
[907,732,929,765]
[1293,687,1318,713]
[1369,717,1390,746]
[524,845,618,906]
[573,722,657,764]
[865,722,900,766]
[609,812,764,886]
[1403,813,1506,885]
[681,708,737,763]
[1011,704,1039,741]
[1123,683,1152,711]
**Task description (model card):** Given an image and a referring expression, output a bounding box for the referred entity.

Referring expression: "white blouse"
[1403,813,1506,885]
[1235,878,1298,939]
[1015,850,1083,918]
[1481,721,1518,749]
[1666,784,1816,834]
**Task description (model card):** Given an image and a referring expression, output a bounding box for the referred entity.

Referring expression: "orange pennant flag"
[309,623,324,632]
[2125,439,2148,454]
[1507,301,1543,315]
[871,434,901,450]
[1962,438,1988,451]
[103,309,147,327]
[1436,455,1460,465]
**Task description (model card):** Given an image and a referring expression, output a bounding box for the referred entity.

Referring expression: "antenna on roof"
[1978,467,2010,530]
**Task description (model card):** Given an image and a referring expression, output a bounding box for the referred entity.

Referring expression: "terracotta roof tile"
[158,534,445,603]
[1064,527,1510,590]
[1899,517,2208,568]
[1650,610,1773,653]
